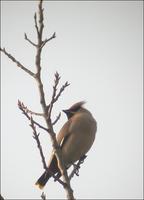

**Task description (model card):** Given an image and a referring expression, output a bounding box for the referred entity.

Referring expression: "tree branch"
[33,1,74,199]
[47,72,70,120]
[41,32,56,48]
[34,13,39,37]
[69,155,87,180]
[30,116,66,186]
[54,81,70,103]
[24,33,37,47]
[18,100,48,132]
[18,101,44,116]
[52,112,61,126]
[41,192,46,200]
[0,47,35,78]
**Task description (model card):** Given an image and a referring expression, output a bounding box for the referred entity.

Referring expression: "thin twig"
[26,110,43,116]
[24,33,37,47]
[48,72,70,119]
[18,100,48,132]
[38,0,44,41]
[30,116,66,186]
[41,32,56,48]
[52,112,61,125]
[47,72,61,118]
[41,192,46,200]
[54,81,70,103]
[30,116,47,170]
[0,47,35,78]
[18,101,44,116]
[34,12,39,37]
[69,155,87,180]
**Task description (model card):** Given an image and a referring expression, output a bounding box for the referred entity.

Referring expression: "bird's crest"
[69,101,86,111]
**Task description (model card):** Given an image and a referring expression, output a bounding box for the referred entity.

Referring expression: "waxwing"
[35,101,97,189]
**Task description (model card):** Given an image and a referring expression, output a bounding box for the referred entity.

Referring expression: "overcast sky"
[1,1,143,199]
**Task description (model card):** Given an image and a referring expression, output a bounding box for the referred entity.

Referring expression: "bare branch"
[52,112,61,126]
[19,101,44,116]
[41,32,56,48]
[38,0,44,38]
[26,110,44,116]
[41,192,46,200]
[30,116,48,170]
[47,72,61,117]
[30,116,66,186]
[47,72,69,119]
[69,155,87,180]
[0,47,35,78]
[33,5,74,191]
[53,71,61,99]
[34,12,39,37]
[24,33,37,47]
[18,100,48,132]
[54,81,70,103]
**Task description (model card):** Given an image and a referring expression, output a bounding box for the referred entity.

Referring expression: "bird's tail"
[35,155,61,189]
[35,171,51,189]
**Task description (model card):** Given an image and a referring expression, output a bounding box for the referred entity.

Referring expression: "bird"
[35,101,97,189]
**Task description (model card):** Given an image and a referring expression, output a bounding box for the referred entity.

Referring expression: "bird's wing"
[56,119,72,147]
[47,119,71,170]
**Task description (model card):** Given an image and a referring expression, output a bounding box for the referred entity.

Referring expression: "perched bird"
[35,101,97,189]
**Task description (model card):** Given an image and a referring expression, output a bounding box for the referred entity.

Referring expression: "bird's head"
[63,101,86,119]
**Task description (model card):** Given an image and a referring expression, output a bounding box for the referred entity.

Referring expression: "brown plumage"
[35,101,97,189]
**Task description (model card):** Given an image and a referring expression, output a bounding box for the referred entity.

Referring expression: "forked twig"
[18,100,48,132]
[24,33,37,47]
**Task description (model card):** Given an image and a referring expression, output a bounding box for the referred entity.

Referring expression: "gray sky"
[1,1,143,199]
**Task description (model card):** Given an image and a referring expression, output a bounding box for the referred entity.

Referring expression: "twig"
[52,112,61,125]
[38,0,44,39]
[24,33,37,47]
[34,13,39,37]
[69,155,87,180]
[18,100,48,132]
[0,47,35,78]
[41,32,56,48]
[48,72,70,119]
[18,101,44,116]
[47,72,61,118]
[52,72,61,100]
[30,116,47,170]
[41,192,46,200]
[54,81,70,103]
[30,116,66,186]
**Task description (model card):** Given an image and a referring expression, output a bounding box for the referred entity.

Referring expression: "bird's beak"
[62,109,70,114]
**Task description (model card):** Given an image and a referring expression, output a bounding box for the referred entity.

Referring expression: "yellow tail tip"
[35,183,44,190]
